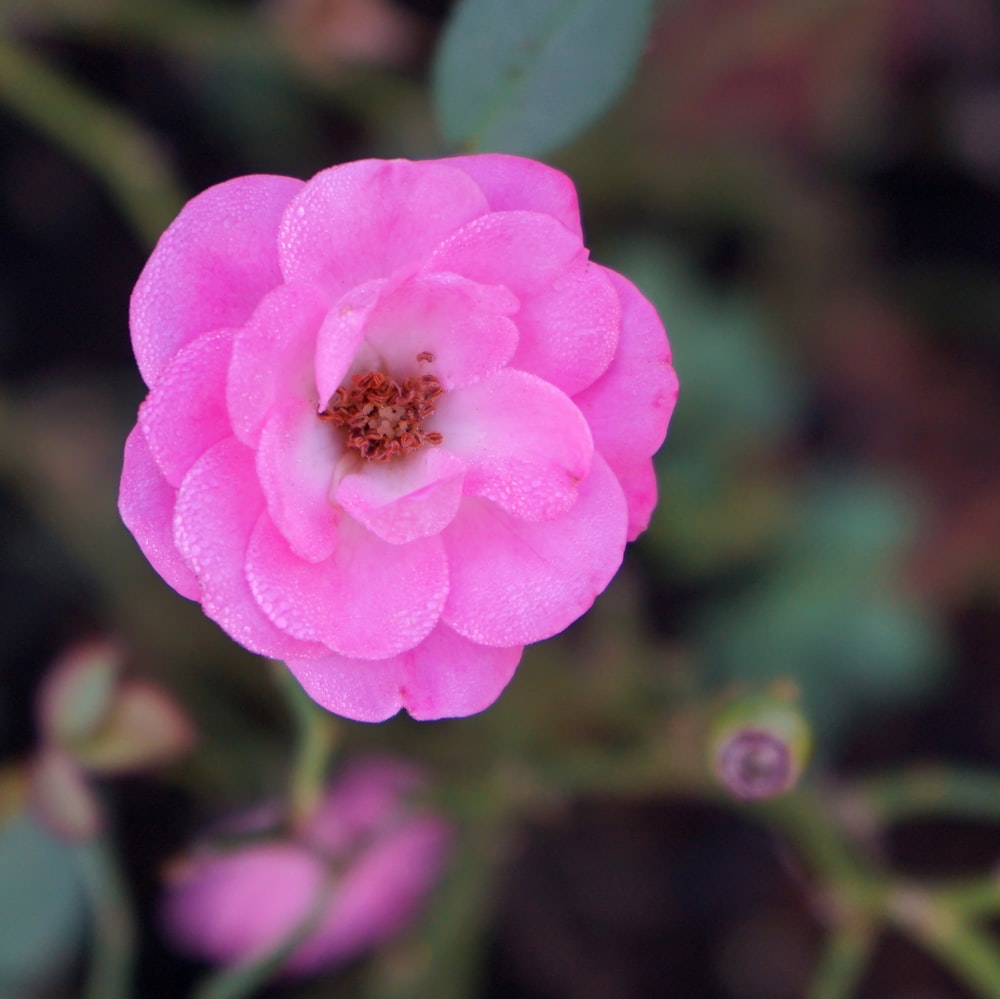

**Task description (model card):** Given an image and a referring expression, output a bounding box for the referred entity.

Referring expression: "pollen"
[319,365,444,462]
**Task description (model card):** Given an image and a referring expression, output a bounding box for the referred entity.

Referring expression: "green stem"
[191,866,336,999]
[0,29,184,246]
[75,837,136,999]
[806,921,877,999]
[271,662,338,831]
[854,767,1000,826]
[888,886,1000,999]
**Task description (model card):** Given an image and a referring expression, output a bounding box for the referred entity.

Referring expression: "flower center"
[319,367,444,462]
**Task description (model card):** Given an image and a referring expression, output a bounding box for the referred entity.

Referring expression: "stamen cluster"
[320,368,444,462]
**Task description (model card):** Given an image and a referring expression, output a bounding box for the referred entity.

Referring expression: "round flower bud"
[709,693,812,801]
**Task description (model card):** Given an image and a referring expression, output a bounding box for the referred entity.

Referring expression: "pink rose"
[162,760,451,976]
[120,155,678,721]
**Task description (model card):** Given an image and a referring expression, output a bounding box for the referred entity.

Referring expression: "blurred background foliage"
[1,0,1000,997]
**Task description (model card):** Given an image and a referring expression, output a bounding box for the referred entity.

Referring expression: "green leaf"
[433,0,657,156]
[0,811,86,991]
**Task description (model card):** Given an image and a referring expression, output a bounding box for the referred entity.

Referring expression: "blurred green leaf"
[0,811,86,992]
[701,477,945,741]
[433,0,657,156]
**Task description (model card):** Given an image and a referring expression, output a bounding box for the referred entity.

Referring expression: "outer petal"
[362,272,519,390]
[257,399,343,562]
[228,282,331,447]
[427,211,618,395]
[400,626,523,721]
[132,175,303,388]
[162,844,325,968]
[245,515,448,660]
[574,270,677,538]
[291,817,451,974]
[441,453,627,647]
[333,448,466,545]
[119,426,200,599]
[139,329,233,488]
[431,369,593,521]
[285,653,405,723]
[278,160,491,296]
[574,268,677,469]
[173,438,326,660]
[444,154,583,239]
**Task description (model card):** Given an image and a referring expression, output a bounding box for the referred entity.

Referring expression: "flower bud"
[161,759,452,977]
[709,692,811,801]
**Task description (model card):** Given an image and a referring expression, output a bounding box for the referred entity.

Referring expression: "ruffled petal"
[400,625,523,720]
[444,154,582,238]
[284,653,405,723]
[362,272,519,390]
[314,280,383,406]
[257,399,343,562]
[118,426,200,599]
[228,282,331,447]
[613,458,660,541]
[441,453,627,646]
[139,329,233,488]
[574,268,677,470]
[132,175,303,388]
[427,211,618,395]
[245,515,448,660]
[278,160,490,296]
[173,438,326,660]
[431,369,593,521]
[334,447,466,545]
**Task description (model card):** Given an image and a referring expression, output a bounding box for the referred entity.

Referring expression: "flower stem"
[806,921,877,999]
[74,836,136,999]
[270,662,339,831]
[854,767,1000,826]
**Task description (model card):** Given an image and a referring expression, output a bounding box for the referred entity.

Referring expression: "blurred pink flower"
[161,759,451,976]
[120,155,677,721]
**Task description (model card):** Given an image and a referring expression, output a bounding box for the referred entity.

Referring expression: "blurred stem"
[806,921,877,999]
[75,836,136,999]
[271,662,338,831]
[0,29,184,246]
[853,767,1000,826]
[192,868,336,999]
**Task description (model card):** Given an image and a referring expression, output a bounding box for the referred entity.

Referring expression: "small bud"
[710,692,811,801]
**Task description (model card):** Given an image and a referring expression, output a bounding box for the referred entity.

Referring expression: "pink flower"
[120,155,678,721]
[161,759,451,976]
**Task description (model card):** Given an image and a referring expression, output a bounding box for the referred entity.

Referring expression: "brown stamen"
[319,368,444,462]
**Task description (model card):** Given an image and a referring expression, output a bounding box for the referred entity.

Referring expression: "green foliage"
[0,811,86,994]
[432,0,658,156]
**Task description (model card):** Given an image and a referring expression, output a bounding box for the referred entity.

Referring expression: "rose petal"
[132,175,303,388]
[362,272,519,390]
[228,282,331,447]
[278,160,490,295]
[284,653,405,723]
[334,448,466,545]
[119,427,200,599]
[511,257,620,396]
[400,625,523,720]
[245,515,448,660]
[445,154,582,238]
[427,211,618,394]
[613,458,660,541]
[139,329,234,487]
[257,399,344,562]
[173,438,327,660]
[574,268,677,470]
[314,280,383,406]
[431,369,593,521]
[441,453,627,646]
